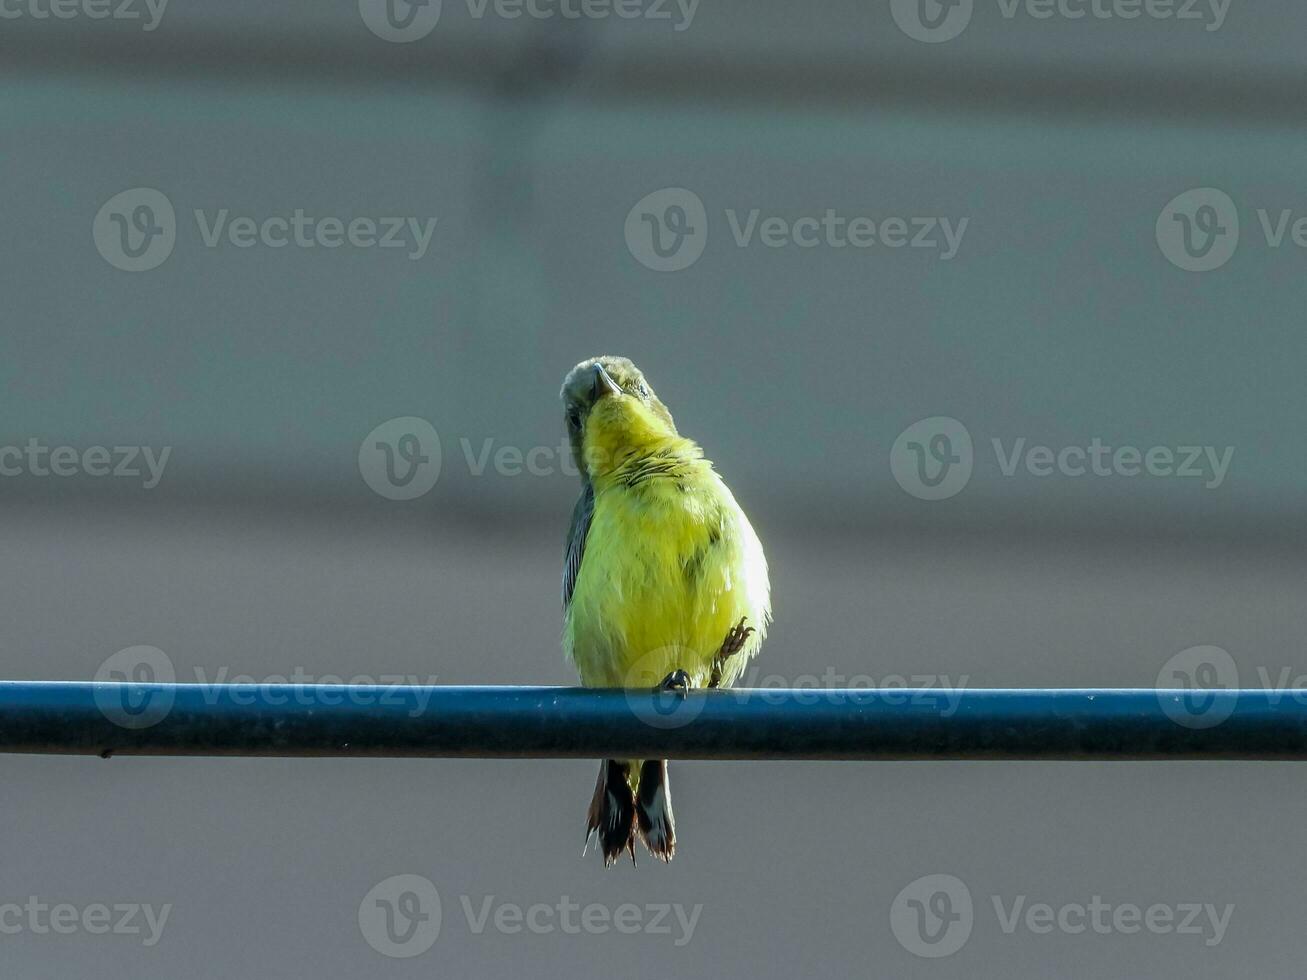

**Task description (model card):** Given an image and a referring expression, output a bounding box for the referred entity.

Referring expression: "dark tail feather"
[584,760,637,867]
[635,759,676,862]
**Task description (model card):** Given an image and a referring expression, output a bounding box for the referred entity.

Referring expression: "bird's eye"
[637,383,649,398]
[566,409,582,429]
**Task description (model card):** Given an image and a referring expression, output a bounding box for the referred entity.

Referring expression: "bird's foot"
[719,617,756,658]
[658,669,693,698]
[709,617,755,688]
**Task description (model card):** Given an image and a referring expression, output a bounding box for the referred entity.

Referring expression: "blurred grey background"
[2,1,1306,976]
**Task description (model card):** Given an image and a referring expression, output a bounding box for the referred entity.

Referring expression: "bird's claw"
[719,617,756,658]
[658,669,693,698]
[710,617,755,688]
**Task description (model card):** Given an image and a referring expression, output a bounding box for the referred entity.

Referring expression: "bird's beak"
[592,364,622,400]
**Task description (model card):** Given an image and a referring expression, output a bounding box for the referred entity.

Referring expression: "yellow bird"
[560,355,771,865]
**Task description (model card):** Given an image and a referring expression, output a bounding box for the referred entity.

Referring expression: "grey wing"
[562,481,595,609]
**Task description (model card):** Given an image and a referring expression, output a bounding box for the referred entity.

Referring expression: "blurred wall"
[3,0,1306,533]
[2,3,1306,979]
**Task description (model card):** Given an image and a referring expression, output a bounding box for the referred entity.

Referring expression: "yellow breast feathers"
[564,455,769,690]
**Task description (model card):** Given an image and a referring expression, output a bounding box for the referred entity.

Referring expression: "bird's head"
[561,355,679,480]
